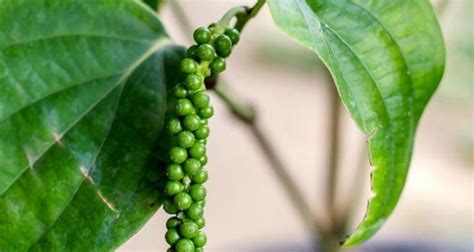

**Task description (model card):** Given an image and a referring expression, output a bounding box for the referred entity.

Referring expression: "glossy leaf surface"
[0,0,182,250]
[268,0,445,246]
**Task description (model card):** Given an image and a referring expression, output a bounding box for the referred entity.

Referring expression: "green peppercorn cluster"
[162,25,240,252]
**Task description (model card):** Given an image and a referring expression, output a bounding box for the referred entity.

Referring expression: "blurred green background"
[121,0,473,251]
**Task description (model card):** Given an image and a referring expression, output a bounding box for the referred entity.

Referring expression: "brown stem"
[326,73,341,231]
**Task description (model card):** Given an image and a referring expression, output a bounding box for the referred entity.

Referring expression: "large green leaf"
[268,0,445,246]
[0,0,182,250]
[143,0,166,11]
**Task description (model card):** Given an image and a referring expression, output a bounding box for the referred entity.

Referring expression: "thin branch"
[214,83,324,235]
[170,0,326,244]
[339,139,369,229]
[325,73,342,233]
[235,0,266,32]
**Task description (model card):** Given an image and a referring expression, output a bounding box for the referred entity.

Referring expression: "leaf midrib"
[296,0,415,209]
[0,38,171,198]
[22,38,172,249]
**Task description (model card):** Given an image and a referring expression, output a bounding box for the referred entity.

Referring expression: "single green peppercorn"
[225,28,240,45]
[198,155,208,166]
[193,27,211,44]
[189,143,206,158]
[197,44,216,61]
[174,192,192,210]
[195,200,206,207]
[194,248,204,252]
[183,158,201,176]
[176,99,194,116]
[165,228,180,245]
[167,117,183,135]
[189,184,207,201]
[163,199,178,214]
[180,58,198,74]
[177,131,196,148]
[170,147,188,164]
[215,35,233,54]
[185,74,202,91]
[173,84,188,98]
[210,57,226,73]
[198,105,214,119]
[166,217,180,229]
[193,231,207,248]
[195,218,206,229]
[186,203,204,220]
[194,125,210,140]
[179,221,199,238]
[167,164,185,181]
[165,181,184,196]
[192,92,210,109]
[186,45,199,60]
[183,114,201,131]
[191,169,208,184]
[217,47,232,58]
[175,238,195,252]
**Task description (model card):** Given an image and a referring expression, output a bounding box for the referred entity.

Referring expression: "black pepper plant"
[0,0,445,251]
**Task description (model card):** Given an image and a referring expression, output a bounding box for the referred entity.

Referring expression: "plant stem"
[218,6,248,28]
[170,0,327,248]
[234,0,266,32]
[214,83,323,236]
[326,74,341,231]
[340,140,369,229]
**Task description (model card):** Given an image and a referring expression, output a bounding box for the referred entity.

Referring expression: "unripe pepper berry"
[194,125,210,140]
[166,164,185,181]
[210,57,226,73]
[175,238,195,252]
[183,158,201,176]
[198,106,214,119]
[163,199,179,214]
[186,45,200,60]
[179,221,199,238]
[193,27,211,44]
[195,218,206,229]
[192,92,210,109]
[173,84,188,98]
[165,228,180,245]
[165,181,184,196]
[189,184,207,201]
[225,28,240,45]
[174,192,193,210]
[191,169,208,184]
[214,35,233,55]
[183,114,201,131]
[177,131,196,148]
[186,204,204,220]
[167,117,183,135]
[197,44,216,61]
[169,147,188,164]
[176,99,194,116]
[185,74,202,91]
[166,217,180,229]
[193,231,207,248]
[180,58,198,74]
[189,143,206,158]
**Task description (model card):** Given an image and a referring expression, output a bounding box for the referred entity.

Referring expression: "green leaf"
[143,0,166,11]
[268,0,445,246]
[0,0,183,250]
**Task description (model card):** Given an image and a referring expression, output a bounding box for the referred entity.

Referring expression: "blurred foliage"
[437,0,473,102]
